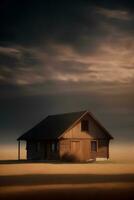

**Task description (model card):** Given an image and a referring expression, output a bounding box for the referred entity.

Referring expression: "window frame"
[51,141,58,153]
[81,120,89,132]
[91,140,98,152]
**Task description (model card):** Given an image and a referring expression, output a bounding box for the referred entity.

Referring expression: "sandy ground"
[0,161,134,200]
[0,161,134,175]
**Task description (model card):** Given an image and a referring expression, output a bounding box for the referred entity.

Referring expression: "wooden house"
[17,111,113,162]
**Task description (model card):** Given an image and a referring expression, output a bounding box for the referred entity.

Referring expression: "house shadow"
[1,171,134,200]
[0,174,134,187]
[0,160,37,165]
[0,159,95,165]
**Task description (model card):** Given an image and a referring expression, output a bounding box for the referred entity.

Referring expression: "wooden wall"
[59,139,90,161]
[59,139,109,161]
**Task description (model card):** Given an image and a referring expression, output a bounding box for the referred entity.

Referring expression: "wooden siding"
[26,140,59,160]
[59,139,109,161]
[27,139,109,161]
[90,139,109,159]
[62,120,91,139]
[61,113,109,140]
[59,139,90,161]
[27,141,39,160]
[82,114,109,139]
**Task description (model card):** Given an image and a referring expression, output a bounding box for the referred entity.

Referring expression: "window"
[81,120,89,131]
[51,142,57,153]
[91,141,97,152]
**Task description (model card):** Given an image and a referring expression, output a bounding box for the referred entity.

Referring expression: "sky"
[0,0,134,149]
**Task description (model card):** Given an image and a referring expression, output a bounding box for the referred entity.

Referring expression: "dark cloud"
[0,1,133,50]
[0,0,134,77]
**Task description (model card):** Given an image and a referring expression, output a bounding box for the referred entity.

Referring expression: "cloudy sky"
[0,0,134,146]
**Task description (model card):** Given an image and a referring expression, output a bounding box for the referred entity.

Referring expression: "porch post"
[18,140,20,160]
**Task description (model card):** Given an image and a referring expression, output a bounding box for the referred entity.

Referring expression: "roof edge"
[58,110,89,139]
[58,110,113,140]
[88,111,113,139]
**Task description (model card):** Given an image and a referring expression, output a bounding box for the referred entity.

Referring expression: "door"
[71,141,80,161]
[91,140,97,159]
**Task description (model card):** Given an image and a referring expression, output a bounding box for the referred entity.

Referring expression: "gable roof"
[17,110,113,140]
[17,111,86,140]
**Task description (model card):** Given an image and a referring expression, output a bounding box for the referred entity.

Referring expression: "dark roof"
[17,111,87,140]
[17,110,113,141]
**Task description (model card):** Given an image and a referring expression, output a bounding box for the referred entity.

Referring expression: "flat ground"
[0,161,134,200]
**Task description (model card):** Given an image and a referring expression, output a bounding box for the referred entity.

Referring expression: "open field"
[0,161,134,200]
